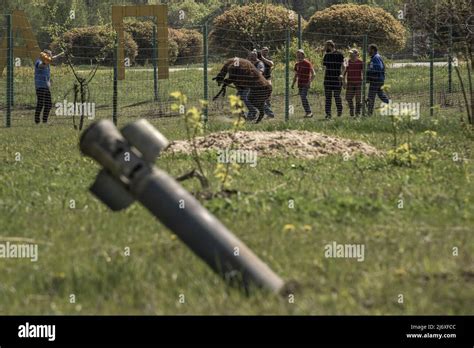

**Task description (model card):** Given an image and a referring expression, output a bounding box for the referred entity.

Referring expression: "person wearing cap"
[34,49,63,124]
[322,40,344,119]
[343,48,364,117]
[291,49,315,118]
[248,50,265,74]
[366,43,389,115]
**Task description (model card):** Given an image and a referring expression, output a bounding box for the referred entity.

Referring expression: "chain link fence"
[0,9,470,127]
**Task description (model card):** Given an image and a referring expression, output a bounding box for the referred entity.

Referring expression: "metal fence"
[0,11,469,128]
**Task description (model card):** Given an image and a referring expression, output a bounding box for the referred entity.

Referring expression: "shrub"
[167,0,221,27]
[169,28,203,64]
[124,20,179,65]
[273,37,323,70]
[123,20,201,65]
[51,25,138,66]
[304,4,407,53]
[210,4,304,57]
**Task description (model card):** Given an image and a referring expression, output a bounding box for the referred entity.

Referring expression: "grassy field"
[0,64,473,315]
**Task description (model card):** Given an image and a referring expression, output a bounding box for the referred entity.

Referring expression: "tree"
[210,3,302,56]
[303,4,407,53]
[405,0,473,124]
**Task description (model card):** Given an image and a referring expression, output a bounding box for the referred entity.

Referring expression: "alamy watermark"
[217,148,257,167]
[380,101,421,119]
[55,100,96,120]
[324,241,365,262]
[0,242,38,262]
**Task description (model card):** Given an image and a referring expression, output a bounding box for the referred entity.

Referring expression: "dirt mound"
[166,130,379,159]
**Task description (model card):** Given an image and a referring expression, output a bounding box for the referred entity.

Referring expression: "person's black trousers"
[35,87,52,124]
[324,79,343,118]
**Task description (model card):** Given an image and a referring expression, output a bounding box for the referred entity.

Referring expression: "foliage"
[213,94,246,189]
[210,3,303,56]
[405,0,473,55]
[169,28,203,64]
[50,25,138,66]
[171,91,208,188]
[303,4,407,53]
[167,0,222,27]
[273,37,324,70]
[124,20,178,65]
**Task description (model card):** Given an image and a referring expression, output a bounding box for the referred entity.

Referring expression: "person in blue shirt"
[366,44,389,116]
[34,49,63,124]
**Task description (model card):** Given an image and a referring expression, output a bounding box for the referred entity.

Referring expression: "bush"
[273,37,323,70]
[124,21,201,65]
[169,28,203,64]
[210,4,304,57]
[51,25,138,66]
[303,4,407,53]
[124,20,178,65]
[167,0,221,27]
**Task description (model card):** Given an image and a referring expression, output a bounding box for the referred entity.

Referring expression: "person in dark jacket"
[366,44,390,116]
[322,40,344,119]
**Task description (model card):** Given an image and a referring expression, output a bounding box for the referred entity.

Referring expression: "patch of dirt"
[166,130,379,159]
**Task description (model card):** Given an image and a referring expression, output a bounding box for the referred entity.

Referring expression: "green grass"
[0,100,473,314]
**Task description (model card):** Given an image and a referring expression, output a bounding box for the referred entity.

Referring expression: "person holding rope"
[258,47,275,118]
[247,50,271,120]
[34,49,63,124]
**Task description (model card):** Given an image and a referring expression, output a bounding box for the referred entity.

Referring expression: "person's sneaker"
[304,113,313,118]
[325,115,332,120]
[266,113,275,119]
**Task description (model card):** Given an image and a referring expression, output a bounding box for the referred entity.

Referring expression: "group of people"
[34,41,389,124]
[236,47,275,121]
[293,40,389,119]
[243,40,390,120]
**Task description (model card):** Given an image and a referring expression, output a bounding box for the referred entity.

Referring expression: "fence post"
[152,25,158,102]
[285,28,290,122]
[113,33,118,126]
[448,25,453,94]
[297,13,302,50]
[6,14,12,127]
[203,22,209,124]
[430,36,434,116]
[361,34,368,117]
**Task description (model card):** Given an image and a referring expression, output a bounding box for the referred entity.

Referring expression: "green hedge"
[51,25,138,66]
[52,23,203,66]
[125,21,202,65]
[124,21,178,65]
[210,3,303,56]
[304,4,407,53]
[169,28,203,64]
